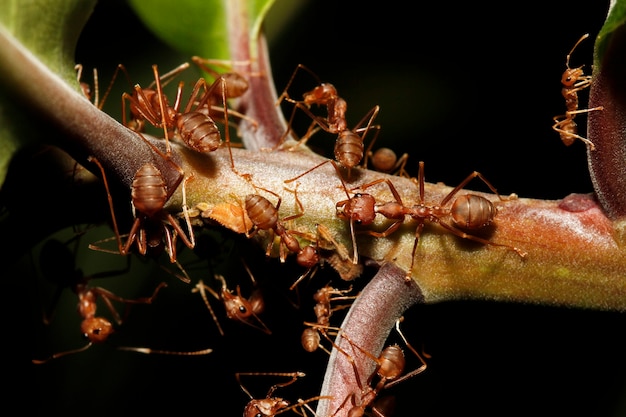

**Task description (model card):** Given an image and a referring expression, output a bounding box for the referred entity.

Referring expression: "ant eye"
[239,306,248,313]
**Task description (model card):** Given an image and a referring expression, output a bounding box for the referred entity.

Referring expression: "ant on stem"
[552,33,604,150]
[236,371,333,417]
[117,62,253,179]
[288,223,362,290]
[301,283,358,355]
[335,161,527,280]
[87,155,196,282]
[242,182,317,267]
[326,317,429,417]
[276,64,380,178]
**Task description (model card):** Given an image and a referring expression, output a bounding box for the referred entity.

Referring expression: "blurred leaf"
[594,0,626,68]
[127,0,276,59]
[0,0,96,187]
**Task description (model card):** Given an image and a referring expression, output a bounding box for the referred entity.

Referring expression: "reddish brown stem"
[315,262,424,417]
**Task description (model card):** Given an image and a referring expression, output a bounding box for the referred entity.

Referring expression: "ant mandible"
[552,33,604,150]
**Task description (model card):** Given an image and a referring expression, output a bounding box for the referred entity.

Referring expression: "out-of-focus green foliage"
[0,0,96,187]
[127,0,277,59]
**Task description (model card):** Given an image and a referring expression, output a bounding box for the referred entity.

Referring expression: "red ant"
[301,283,358,354]
[552,33,603,150]
[236,371,333,417]
[285,159,367,265]
[276,64,380,177]
[288,223,362,290]
[324,317,429,417]
[116,62,254,180]
[33,236,212,363]
[74,64,100,107]
[119,63,231,155]
[190,56,251,119]
[87,155,196,282]
[32,236,170,364]
[335,161,527,280]
[242,182,317,267]
[192,266,271,335]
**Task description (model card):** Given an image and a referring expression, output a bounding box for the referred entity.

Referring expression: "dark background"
[17,1,626,416]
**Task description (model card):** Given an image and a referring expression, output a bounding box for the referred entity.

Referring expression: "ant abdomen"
[176,111,221,153]
[131,163,168,217]
[450,194,496,230]
[334,130,364,170]
[245,194,279,231]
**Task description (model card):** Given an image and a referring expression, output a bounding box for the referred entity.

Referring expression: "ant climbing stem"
[383,316,430,390]
[87,156,196,282]
[276,64,379,177]
[119,62,190,138]
[236,371,333,417]
[300,284,358,355]
[242,182,313,263]
[328,317,429,417]
[552,33,604,150]
[125,62,251,179]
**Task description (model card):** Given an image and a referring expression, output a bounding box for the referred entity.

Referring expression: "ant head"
[561,66,586,87]
[335,194,377,225]
[303,83,338,106]
[297,245,319,269]
[81,317,114,343]
[221,285,254,319]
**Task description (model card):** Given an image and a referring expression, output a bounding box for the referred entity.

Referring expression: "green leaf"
[0,0,96,88]
[0,0,96,187]
[127,0,276,60]
[594,0,626,68]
